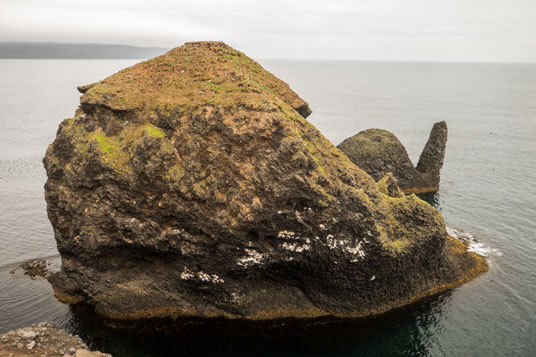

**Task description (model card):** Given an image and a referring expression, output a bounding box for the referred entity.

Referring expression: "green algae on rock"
[338,122,448,195]
[43,42,486,321]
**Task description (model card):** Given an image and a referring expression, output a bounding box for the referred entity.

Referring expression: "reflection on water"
[62,292,453,357]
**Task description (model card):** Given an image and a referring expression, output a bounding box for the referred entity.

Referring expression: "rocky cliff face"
[44,42,485,321]
[337,122,448,195]
[416,121,448,185]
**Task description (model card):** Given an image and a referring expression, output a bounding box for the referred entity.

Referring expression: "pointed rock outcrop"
[416,121,448,189]
[338,122,448,195]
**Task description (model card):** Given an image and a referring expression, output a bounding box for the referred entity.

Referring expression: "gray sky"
[1,0,536,62]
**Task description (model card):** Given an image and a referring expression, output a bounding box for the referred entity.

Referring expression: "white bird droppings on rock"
[237,248,267,267]
[181,267,223,283]
[277,230,297,239]
[180,266,195,280]
[345,240,366,259]
[281,241,311,252]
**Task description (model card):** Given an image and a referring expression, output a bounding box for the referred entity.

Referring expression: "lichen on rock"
[44,41,486,321]
[337,121,448,195]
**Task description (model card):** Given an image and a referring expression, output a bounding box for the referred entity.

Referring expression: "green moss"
[221,53,236,61]
[192,182,207,197]
[145,125,166,139]
[277,100,302,123]
[62,121,177,177]
[91,131,132,174]
[64,117,75,129]
[89,85,110,96]
[74,107,84,118]
[377,178,388,194]
[376,193,444,255]
[303,139,326,175]
[384,239,411,252]
[94,132,116,155]
[167,164,185,179]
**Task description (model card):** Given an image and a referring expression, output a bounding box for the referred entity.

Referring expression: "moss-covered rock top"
[338,129,408,164]
[338,128,416,187]
[80,41,311,118]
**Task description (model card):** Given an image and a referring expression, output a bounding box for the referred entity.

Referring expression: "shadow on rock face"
[65,291,453,357]
[418,191,442,210]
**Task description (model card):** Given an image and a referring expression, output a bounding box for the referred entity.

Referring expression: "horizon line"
[1,41,535,65]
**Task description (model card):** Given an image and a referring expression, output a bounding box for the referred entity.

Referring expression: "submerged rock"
[9,259,51,278]
[337,122,448,194]
[44,42,485,321]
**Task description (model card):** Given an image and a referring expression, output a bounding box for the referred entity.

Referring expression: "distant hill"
[0,42,169,59]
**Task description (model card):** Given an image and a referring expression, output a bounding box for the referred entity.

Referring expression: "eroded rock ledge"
[44,41,486,321]
[338,122,448,195]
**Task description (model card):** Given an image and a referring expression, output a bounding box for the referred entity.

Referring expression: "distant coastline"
[0,42,168,59]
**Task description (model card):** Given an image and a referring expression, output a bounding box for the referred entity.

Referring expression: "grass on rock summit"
[81,41,311,118]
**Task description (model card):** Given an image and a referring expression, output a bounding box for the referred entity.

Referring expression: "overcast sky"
[1,0,535,62]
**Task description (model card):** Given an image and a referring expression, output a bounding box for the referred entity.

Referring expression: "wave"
[447,226,502,257]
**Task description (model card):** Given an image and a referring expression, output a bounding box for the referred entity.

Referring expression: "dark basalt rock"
[337,122,448,195]
[44,42,485,321]
[416,121,448,185]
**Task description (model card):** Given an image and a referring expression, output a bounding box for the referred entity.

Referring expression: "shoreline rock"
[43,41,486,322]
[337,121,448,195]
[0,322,110,357]
[9,259,51,279]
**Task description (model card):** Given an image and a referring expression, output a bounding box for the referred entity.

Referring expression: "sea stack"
[337,122,448,195]
[43,42,485,320]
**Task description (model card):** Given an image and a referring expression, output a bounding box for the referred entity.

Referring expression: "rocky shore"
[0,322,110,357]
[43,41,487,322]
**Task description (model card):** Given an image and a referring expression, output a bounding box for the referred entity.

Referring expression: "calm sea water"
[0,59,535,356]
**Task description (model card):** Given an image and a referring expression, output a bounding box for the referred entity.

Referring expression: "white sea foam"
[447,227,502,257]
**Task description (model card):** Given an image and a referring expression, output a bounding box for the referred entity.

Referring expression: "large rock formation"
[44,42,485,321]
[337,122,448,195]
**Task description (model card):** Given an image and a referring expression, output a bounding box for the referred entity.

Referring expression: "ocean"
[0,59,535,356]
